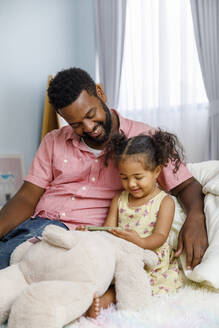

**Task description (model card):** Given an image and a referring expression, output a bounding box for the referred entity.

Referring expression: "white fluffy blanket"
[68,285,219,328]
[170,161,219,289]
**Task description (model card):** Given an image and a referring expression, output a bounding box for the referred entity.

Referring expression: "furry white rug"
[1,284,219,328]
[68,285,219,328]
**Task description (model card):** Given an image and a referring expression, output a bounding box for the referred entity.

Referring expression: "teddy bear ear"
[42,225,76,249]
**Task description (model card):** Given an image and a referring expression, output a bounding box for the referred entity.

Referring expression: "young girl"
[104,129,185,296]
[83,129,185,317]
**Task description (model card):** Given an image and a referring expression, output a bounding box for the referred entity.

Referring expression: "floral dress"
[118,190,183,295]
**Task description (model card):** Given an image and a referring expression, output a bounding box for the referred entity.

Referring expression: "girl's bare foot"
[86,293,100,318]
[86,287,116,319]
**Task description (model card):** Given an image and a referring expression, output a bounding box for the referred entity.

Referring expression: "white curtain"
[190,0,219,160]
[118,0,208,163]
[94,0,127,108]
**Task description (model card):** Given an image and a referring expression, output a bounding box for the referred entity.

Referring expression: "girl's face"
[118,155,161,199]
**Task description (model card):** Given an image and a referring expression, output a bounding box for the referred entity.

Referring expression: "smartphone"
[85,226,122,231]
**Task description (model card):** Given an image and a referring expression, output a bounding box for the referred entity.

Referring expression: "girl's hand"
[110,229,143,247]
[75,225,87,231]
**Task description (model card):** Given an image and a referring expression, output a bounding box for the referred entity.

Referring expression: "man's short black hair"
[47,67,97,111]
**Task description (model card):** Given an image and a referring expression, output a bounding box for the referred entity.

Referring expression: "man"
[0,67,208,315]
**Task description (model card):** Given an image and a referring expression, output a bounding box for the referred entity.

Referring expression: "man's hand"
[174,210,208,269]
[171,177,208,269]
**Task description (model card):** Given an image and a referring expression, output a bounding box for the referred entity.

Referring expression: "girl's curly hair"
[106,129,185,173]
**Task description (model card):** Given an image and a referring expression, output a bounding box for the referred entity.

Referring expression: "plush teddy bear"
[0,225,158,328]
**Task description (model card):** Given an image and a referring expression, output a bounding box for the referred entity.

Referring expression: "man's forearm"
[0,196,35,238]
[0,181,45,239]
[171,177,204,215]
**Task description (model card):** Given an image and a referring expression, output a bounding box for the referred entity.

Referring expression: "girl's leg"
[86,285,116,318]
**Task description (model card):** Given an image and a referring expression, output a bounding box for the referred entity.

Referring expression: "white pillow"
[187,161,219,186]
[203,175,219,195]
[180,193,219,288]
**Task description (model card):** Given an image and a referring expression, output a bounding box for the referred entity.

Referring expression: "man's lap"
[0,217,68,269]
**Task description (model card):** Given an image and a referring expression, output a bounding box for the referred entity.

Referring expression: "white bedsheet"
[169,161,219,288]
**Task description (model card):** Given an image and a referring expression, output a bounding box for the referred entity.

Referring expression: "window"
[118,0,207,113]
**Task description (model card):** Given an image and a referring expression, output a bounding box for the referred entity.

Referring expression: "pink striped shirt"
[25,111,192,229]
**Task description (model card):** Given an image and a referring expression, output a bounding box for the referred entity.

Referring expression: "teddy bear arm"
[8,280,95,328]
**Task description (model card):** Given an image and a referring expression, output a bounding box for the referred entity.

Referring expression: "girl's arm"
[111,195,175,249]
[140,195,175,249]
[103,193,121,227]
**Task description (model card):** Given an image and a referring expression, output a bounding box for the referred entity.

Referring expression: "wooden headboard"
[41,76,59,140]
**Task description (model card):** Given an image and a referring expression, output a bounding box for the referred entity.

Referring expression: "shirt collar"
[64,126,77,140]
[64,126,81,148]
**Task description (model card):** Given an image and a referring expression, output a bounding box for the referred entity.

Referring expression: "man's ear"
[96,84,107,103]
[155,165,162,178]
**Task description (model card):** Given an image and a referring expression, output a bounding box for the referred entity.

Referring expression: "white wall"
[0,0,96,174]
[74,0,96,77]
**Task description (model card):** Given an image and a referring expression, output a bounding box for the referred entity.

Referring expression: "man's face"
[58,90,112,147]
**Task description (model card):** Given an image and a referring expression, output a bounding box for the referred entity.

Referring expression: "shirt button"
[62,212,66,216]
[82,186,86,190]
[71,197,75,201]
[95,159,98,163]
[64,159,68,163]
[91,177,95,182]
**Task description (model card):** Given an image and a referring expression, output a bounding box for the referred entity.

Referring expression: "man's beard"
[82,100,112,146]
